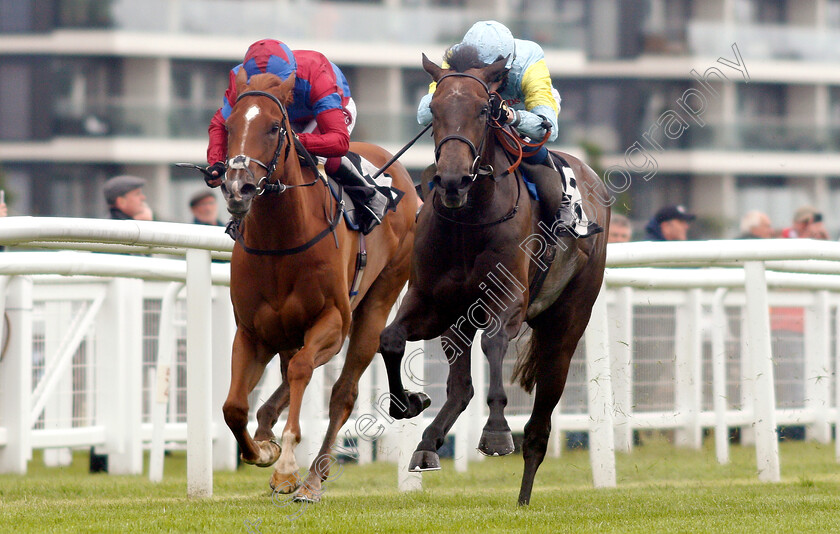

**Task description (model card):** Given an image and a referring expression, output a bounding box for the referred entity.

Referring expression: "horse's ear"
[278,73,296,105]
[484,55,510,88]
[422,53,443,82]
[234,68,249,94]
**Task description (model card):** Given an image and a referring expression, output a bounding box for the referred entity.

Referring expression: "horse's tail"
[511,328,539,393]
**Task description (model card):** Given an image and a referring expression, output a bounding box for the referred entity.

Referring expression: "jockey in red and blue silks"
[205,39,358,184]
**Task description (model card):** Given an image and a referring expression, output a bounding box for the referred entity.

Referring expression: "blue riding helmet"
[456,20,516,69]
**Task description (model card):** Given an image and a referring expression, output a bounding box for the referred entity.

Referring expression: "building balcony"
[47,104,579,147]
[53,0,583,50]
[645,120,840,153]
[688,21,840,62]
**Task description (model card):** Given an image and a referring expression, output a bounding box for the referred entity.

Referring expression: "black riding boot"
[330,155,391,234]
[520,158,578,238]
[332,155,372,188]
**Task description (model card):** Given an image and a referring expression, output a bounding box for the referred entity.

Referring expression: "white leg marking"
[275,430,300,474]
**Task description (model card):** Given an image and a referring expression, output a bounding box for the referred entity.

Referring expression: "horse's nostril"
[461,175,473,187]
[220,182,229,195]
[432,174,442,186]
[241,183,257,198]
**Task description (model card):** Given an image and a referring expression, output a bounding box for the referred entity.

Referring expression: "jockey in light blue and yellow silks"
[418,21,601,238]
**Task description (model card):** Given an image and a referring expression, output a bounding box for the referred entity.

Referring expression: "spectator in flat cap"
[189,190,224,227]
[644,204,695,241]
[103,175,147,220]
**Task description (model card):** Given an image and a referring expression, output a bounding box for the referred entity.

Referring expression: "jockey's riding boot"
[520,156,603,238]
[332,156,372,188]
[519,158,578,238]
[331,155,390,233]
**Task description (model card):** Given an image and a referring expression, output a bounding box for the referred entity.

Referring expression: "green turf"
[2,437,840,533]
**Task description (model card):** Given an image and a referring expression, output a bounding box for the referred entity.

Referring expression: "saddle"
[295,139,404,234]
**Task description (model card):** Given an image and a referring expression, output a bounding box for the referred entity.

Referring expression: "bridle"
[432,73,498,183]
[223,89,343,255]
[226,90,319,195]
[430,72,522,227]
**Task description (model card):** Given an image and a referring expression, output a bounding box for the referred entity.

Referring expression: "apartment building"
[1,0,839,236]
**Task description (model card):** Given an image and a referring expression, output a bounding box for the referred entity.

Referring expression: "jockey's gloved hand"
[537,114,552,133]
[502,104,520,127]
[205,161,226,188]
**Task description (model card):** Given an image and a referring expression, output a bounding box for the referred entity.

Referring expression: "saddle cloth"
[523,153,595,237]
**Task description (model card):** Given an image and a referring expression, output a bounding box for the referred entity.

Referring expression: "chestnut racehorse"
[220,71,416,502]
[379,50,610,505]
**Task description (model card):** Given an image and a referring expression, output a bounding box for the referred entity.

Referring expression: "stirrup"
[551,201,604,239]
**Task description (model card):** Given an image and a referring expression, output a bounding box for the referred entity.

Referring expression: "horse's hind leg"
[254,352,293,442]
[379,288,448,420]
[409,323,476,472]
[518,281,597,505]
[223,330,280,467]
[293,276,403,502]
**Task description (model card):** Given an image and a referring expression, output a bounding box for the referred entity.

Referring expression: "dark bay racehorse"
[379,51,610,505]
[220,70,417,502]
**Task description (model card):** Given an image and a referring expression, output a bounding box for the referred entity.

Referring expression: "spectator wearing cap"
[781,205,827,239]
[103,175,147,220]
[189,191,224,227]
[644,204,696,241]
[608,213,632,243]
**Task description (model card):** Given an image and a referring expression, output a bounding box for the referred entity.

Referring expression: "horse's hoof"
[293,483,322,503]
[269,470,301,494]
[391,390,432,420]
[243,438,281,468]
[408,450,441,472]
[477,429,515,457]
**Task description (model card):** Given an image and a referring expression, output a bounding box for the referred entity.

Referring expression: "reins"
[430,72,545,228]
[223,89,344,255]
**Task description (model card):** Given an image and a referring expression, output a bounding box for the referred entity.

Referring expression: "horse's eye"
[270,123,280,134]
[480,106,489,116]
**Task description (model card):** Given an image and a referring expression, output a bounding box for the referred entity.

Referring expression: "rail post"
[675,288,703,448]
[211,284,238,471]
[186,249,213,497]
[0,276,32,473]
[711,288,730,464]
[804,290,831,443]
[743,261,780,482]
[585,282,616,488]
[610,286,634,453]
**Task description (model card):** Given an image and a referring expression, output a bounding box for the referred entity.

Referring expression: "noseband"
[226,90,304,195]
[432,73,500,182]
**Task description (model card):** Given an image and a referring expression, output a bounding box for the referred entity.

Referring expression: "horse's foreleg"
[271,310,345,495]
[223,330,278,466]
[378,288,446,419]
[477,325,516,457]
[409,323,476,472]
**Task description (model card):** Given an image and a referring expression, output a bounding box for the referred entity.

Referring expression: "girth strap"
[225,199,344,256]
[349,232,367,304]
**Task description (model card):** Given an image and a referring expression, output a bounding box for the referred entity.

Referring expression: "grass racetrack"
[2,437,840,533]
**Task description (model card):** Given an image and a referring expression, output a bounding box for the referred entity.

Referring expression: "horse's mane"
[241,73,294,105]
[445,44,493,73]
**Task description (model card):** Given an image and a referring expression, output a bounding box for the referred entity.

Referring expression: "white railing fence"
[1,219,839,496]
